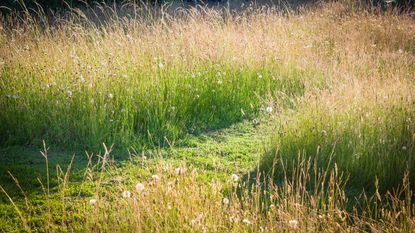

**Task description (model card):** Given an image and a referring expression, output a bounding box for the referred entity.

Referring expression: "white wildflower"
[242,219,252,225]
[122,190,131,198]
[108,93,114,99]
[151,174,160,182]
[288,219,299,229]
[135,183,145,193]
[266,106,273,114]
[231,174,239,183]
[89,199,97,207]
[175,167,186,175]
[402,146,407,150]
[223,197,229,206]
[158,63,164,69]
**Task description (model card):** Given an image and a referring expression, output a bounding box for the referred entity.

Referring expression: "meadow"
[0,1,415,232]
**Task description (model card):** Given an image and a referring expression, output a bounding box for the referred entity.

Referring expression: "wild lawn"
[0,1,415,232]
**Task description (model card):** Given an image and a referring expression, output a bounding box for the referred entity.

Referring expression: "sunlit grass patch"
[260,81,415,192]
[0,62,313,150]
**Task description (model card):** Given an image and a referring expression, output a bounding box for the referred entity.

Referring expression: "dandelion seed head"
[175,167,186,175]
[135,183,145,193]
[266,106,273,113]
[223,197,229,206]
[151,174,160,182]
[122,190,131,198]
[242,219,252,225]
[288,219,299,229]
[231,174,239,183]
[89,199,97,206]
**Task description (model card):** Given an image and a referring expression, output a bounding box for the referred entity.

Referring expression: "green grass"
[0,63,310,150]
[260,96,415,192]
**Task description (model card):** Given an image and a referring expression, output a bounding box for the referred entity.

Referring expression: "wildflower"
[122,191,131,198]
[266,106,273,114]
[229,216,240,223]
[89,199,97,207]
[163,164,170,171]
[80,74,85,82]
[175,167,186,175]
[108,93,114,99]
[402,146,407,150]
[288,219,299,229]
[242,219,252,225]
[223,197,229,206]
[231,174,239,183]
[158,63,164,69]
[258,73,263,79]
[151,174,160,182]
[135,183,145,193]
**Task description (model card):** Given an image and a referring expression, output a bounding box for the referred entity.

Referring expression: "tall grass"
[0,4,321,150]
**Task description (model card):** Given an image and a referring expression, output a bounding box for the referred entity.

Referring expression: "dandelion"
[151,174,160,182]
[242,219,252,225]
[266,106,273,114]
[89,199,97,207]
[135,183,145,193]
[122,191,131,198]
[175,167,186,175]
[223,197,229,206]
[231,174,239,183]
[288,219,299,229]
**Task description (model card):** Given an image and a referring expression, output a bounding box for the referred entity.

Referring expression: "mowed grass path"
[0,116,275,231]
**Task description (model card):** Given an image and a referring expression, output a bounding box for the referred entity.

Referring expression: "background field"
[1,0,415,232]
